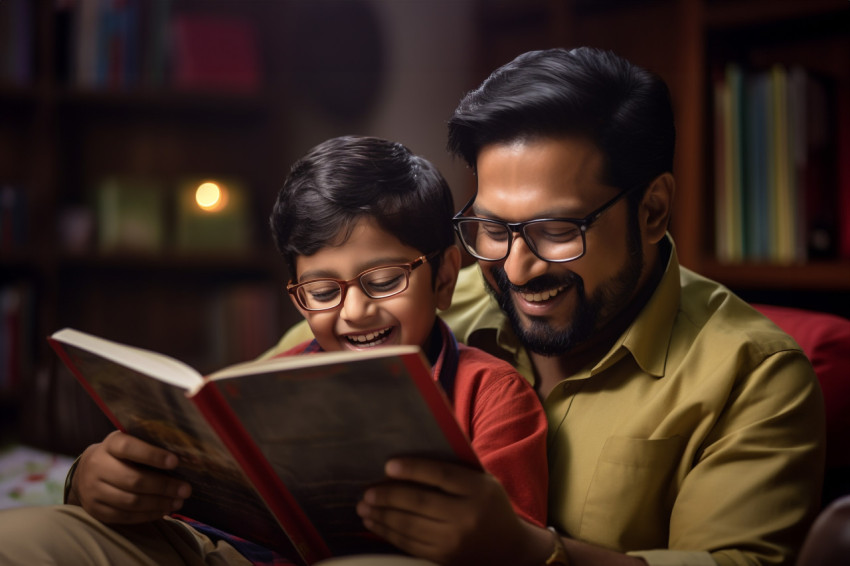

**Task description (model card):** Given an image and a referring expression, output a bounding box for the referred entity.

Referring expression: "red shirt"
[284,318,549,526]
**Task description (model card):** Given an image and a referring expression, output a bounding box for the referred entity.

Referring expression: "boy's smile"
[292,218,455,353]
[341,326,394,348]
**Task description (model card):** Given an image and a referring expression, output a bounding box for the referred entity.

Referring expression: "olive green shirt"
[266,236,826,566]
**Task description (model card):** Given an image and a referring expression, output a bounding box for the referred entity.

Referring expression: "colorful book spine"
[710,62,847,264]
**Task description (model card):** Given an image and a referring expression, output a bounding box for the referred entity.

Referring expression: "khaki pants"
[0,505,436,566]
[0,505,251,566]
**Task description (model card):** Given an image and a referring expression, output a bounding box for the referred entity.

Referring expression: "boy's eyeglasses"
[287,251,440,311]
[452,182,644,263]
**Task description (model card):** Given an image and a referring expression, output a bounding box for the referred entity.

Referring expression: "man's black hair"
[447,46,676,205]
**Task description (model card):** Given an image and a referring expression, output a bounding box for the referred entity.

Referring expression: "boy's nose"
[339,285,376,321]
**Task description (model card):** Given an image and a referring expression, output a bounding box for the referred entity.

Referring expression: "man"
[275,47,825,566]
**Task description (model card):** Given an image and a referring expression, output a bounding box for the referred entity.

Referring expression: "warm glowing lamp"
[195,182,226,212]
[177,176,249,252]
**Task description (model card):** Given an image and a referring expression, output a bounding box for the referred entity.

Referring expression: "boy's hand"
[68,430,192,525]
[357,457,544,566]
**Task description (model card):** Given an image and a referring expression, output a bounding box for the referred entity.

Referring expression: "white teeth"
[347,327,391,344]
[520,286,567,303]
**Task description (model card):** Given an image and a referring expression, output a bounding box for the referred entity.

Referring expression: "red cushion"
[753,304,850,468]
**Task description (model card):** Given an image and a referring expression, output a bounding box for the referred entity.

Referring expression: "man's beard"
[484,229,644,357]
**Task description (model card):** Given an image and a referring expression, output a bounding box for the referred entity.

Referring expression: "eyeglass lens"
[456,219,585,261]
[295,266,409,310]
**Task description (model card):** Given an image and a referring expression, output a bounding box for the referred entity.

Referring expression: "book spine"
[191,383,332,565]
[400,353,482,469]
[727,63,745,261]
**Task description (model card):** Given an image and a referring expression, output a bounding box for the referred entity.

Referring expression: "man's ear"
[435,245,461,311]
[641,172,675,244]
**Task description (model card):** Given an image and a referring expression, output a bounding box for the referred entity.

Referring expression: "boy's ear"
[435,245,461,311]
[288,293,308,318]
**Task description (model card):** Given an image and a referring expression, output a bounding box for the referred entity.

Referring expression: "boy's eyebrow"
[297,255,421,282]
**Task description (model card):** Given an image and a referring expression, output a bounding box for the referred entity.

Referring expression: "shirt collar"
[592,234,679,379]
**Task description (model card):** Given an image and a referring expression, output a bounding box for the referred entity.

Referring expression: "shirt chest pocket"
[578,435,686,551]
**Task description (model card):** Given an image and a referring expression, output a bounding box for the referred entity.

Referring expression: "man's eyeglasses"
[287,251,440,311]
[452,182,645,263]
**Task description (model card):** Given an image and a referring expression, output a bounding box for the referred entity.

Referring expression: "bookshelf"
[0,0,300,453]
[478,0,850,316]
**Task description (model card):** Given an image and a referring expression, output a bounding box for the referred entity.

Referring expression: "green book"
[96,177,165,254]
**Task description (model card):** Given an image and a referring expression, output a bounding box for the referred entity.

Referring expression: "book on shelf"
[711,62,844,264]
[839,82,850,260]
[801,72,839,260]
[209,283,282,368]
[768,64,798,264]
[0,184,28,251]
[743,70,770,261]
[0,0,33,86]
[1,283,34,394]
[95,176,166,254]
[48,328,480,565]
[713,63,744,262]
[170,13,261,93]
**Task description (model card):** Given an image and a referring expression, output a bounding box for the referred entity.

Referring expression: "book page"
[208,345,421,381]
[211,351,473,556]
[50,328,202,390]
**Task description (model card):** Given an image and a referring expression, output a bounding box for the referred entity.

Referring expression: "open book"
[49,328,481,565]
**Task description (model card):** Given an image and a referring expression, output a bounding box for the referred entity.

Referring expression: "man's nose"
[502,233,549,286]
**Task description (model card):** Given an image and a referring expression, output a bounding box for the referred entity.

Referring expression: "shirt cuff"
[63,455,83,504]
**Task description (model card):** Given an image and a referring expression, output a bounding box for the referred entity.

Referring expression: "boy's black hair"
[270,135,455,280]
[447,46,676,208]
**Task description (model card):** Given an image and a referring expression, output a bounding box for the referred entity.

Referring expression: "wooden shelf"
[704,0,848,28]
[55,250,283,279]
[55,88,271,117]
[700,261,850,291]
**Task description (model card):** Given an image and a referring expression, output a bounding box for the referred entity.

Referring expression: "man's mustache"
[492,267,581,295]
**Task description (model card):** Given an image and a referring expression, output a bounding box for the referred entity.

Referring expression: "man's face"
[472,137,644,356]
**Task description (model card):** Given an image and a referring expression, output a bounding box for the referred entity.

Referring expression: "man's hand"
[68,430,192,525]
[356,457,549,566]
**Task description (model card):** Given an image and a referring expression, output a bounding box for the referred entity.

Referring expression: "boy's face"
[291,218,455,352]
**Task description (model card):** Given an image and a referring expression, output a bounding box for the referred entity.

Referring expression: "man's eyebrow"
[471,203,584,220]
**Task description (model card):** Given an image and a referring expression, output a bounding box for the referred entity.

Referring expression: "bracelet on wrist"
[543,526,570,566]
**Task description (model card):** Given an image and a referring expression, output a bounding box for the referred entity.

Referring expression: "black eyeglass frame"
[451,182,646,263]
[286,250,441,311]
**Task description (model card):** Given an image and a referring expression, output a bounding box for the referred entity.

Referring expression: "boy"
[0,136,547,566]
[266,135,548,564]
